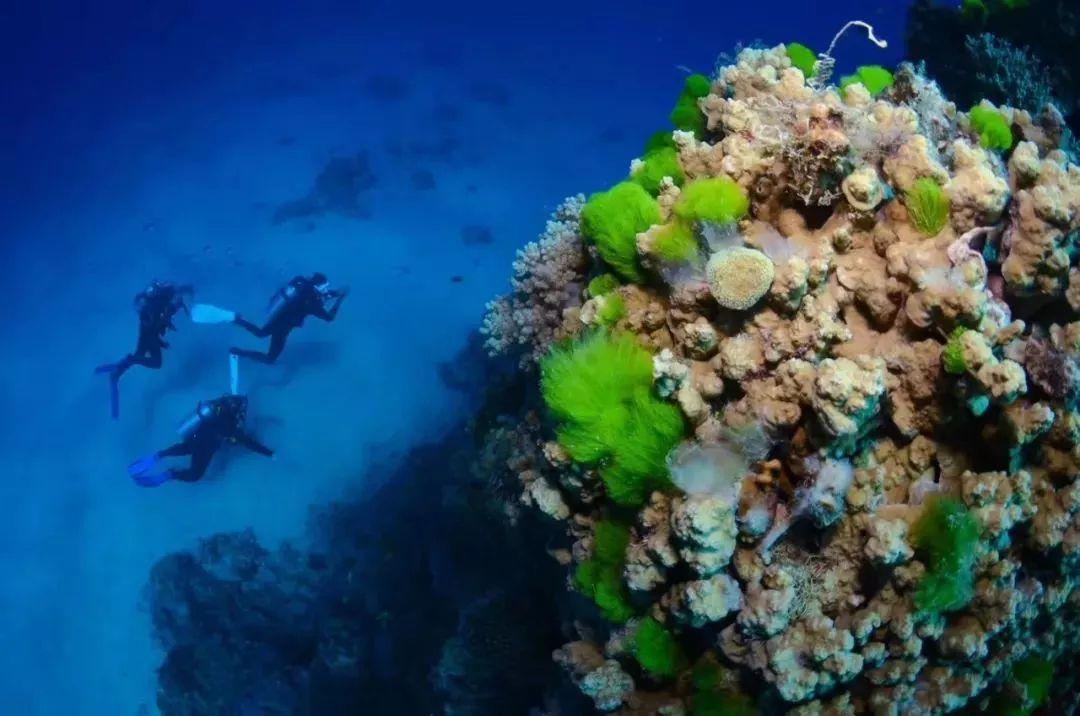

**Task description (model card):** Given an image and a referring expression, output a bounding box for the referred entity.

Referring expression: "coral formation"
[907,0,1079,141]
[482,41,1080,714]
[480,196,589,367]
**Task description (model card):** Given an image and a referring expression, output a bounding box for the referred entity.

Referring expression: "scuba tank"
[265,279,304,323]
[177,401,216,439]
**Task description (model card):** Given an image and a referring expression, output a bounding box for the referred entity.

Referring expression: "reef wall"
[481,42,1080,715]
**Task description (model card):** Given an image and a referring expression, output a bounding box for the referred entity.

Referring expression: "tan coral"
[947,140,1010,233]
[1002,149,1080,298]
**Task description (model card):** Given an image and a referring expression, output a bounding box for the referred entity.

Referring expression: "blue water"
[1,1,906,712]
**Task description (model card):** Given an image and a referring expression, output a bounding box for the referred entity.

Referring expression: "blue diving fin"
[128,454,171,487]
[133,471,173,488]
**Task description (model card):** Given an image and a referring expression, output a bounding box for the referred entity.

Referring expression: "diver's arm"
[175,285,195,317]
[311,289,348,322]
[237,432,274,457]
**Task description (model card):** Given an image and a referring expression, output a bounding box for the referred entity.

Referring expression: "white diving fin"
[230,353,240,395]
[191,303,237,325]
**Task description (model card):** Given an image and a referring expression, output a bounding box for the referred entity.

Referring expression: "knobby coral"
[483,41,1080,715]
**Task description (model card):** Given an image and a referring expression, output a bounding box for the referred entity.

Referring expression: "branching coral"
[481,196,588,366]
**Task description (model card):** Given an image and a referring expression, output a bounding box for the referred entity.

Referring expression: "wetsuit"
[97,282,191,418]
[230,275,347,364]
[153,395,272,483]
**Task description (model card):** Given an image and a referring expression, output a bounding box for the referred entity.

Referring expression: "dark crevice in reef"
[146,340,579,716]
[906,0,1079,138]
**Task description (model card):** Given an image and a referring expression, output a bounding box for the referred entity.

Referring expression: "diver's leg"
[265,330,288,363]
[234,316,272,338]
[325,293,347,321]
[158,441,194,458]
[171,448,213,483]
[109,354,136,379]
[128,343,163,369]
[230,330,288,365]
[102,355,136,419]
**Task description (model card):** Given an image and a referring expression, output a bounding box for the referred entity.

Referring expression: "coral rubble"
[482,44,1080,714]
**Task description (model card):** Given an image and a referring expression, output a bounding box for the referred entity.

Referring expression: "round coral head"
[705,247,774,310]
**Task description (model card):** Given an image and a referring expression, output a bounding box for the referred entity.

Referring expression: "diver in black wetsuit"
[230,272,348,364]
[95,281,193,419]
[127,394,273,487]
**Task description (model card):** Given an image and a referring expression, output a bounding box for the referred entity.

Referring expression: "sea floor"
[0,3,905,711]
[0,21,655,716]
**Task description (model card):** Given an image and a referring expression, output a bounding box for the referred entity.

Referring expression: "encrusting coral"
[482,33,1080,715]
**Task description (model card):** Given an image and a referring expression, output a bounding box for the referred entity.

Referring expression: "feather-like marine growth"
[541,331,685,506]
[632,146,685,196]
[573,520,634,622]
[673,178,749,225]
[670,74,712,137]
[632,617,685,678]
[969,104,1015,151]
[652,221,699,262]
[580,182,661,282]
[786,42,817,79]
[905,177,951,236]
[839,65,895,96]
[910,495,980,613]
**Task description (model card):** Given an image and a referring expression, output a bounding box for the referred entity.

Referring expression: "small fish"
[450,275,464,284]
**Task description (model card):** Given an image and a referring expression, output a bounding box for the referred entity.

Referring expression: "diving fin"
[230,353,240,395]
[191,303,237,325]
[109,378,120,420]
[128,454,171,487]
[132,470,173,488]
[94,362,119,375]
[95,363,121,419]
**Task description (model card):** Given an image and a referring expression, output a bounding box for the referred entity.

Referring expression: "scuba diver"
[192,272,348,365]
[95,281,193,419]
[127,394,273,487]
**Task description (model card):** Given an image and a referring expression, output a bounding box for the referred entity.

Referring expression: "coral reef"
[482,43,1080,714]
[907,0,1079,142]
[480,195,589,367]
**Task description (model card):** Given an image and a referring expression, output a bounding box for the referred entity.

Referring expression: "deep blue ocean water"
[1,1,906,712]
